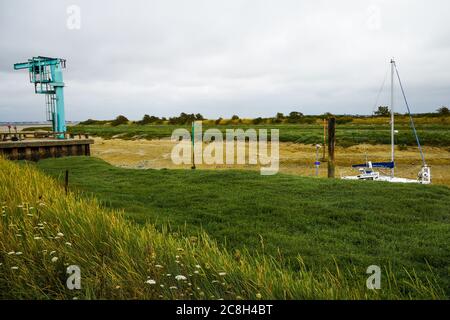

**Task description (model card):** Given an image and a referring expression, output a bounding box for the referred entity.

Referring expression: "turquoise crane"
[14,56,67,139]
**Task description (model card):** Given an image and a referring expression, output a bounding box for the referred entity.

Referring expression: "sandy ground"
[90,137,450,186]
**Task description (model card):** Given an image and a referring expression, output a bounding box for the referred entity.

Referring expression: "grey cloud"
[0,0,449,121]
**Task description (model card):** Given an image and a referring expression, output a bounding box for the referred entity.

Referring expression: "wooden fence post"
[65,170,69,194]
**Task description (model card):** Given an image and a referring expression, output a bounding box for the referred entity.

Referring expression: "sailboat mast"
[390,59,395,178]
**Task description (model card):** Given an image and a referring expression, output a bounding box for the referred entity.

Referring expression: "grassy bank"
[35,156,450,297]
[2,157,447,299]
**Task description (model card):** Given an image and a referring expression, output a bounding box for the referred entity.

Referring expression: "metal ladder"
[45,94,56,123]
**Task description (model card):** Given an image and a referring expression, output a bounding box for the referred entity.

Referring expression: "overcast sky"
[0,0,449,121]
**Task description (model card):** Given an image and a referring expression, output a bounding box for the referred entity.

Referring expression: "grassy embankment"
[2,157,447,299]
[30,156,450,299]
[0,158,370,299]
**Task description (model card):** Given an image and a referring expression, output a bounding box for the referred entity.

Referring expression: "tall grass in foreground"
[0,158,445,299]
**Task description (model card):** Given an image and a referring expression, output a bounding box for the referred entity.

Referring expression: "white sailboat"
[342,59,431,184]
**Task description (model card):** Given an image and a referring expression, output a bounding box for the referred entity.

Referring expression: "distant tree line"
[78,106,449,126]
[373,106,450,117]
[168,113,204,125]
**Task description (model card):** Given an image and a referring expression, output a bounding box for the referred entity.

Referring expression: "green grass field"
[3,157,447,299]
[66,122,450,147]
[35,156,450,296]
[25,117,450,147]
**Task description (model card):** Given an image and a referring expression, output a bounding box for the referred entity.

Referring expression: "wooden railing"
[1,131,90,142]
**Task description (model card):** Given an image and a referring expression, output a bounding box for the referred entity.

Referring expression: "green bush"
[111,115,129,126]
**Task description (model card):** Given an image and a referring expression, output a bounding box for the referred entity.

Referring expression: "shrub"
[111,115,129,126]
[437,106,449,116]
[79,119,110,125]
[375,106,390,117]
[252,117,263,124]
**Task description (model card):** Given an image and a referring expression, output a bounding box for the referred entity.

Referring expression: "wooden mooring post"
[327,117,336,178]
[65,170,69,195]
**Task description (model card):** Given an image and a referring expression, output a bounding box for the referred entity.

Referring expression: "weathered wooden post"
[327,117,336,178]
[65,170,69,195]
